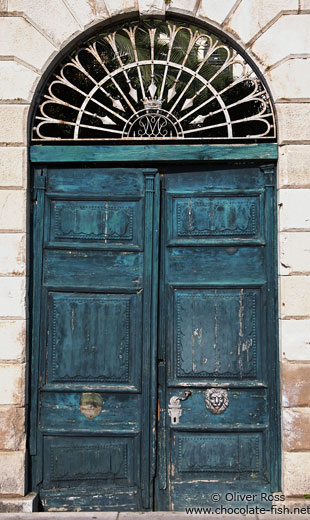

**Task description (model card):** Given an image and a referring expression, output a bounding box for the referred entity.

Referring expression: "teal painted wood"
[30,161,280,512]
[30,169,46,458]
[155,164,279,511]
[157,175,168,505]
[31,167,157,511]
[30,169,47,495]
[150,173,160,493]
[141,171,159,509]
[264,171,281,490]
[30,144,278,163]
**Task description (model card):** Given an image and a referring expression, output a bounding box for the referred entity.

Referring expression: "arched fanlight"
[32,19,276,141]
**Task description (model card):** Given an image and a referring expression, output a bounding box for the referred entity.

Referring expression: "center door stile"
[141,169,160,510]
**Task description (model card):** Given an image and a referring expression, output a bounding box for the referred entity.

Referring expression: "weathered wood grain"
[30,144,278,163]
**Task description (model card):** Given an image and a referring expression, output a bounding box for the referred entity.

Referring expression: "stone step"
[1,512,310,520]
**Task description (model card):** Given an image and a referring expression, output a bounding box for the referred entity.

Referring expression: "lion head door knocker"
[205,388,229,415]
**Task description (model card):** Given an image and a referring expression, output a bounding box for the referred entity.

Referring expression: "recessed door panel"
[170,288,261,381]
[167,192,264,245]
[43,434,139,488]
[172,431,264,479]
[49,198,143,248]
[46,292,142,388]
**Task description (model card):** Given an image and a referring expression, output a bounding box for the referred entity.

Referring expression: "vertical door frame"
[29,168,47,493]
[29,143,280,508]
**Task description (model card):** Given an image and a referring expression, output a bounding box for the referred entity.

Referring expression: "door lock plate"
[168,390,192,424]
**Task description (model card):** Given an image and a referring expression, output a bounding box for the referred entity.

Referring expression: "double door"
[30,163,279,511]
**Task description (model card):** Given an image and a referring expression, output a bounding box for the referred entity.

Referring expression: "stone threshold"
[1,513,310,520]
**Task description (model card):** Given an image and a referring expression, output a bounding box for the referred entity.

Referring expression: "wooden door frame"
[30,144,277,163]
[29,142,280,508]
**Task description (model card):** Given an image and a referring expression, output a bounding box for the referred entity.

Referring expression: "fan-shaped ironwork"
[32,20,276,141]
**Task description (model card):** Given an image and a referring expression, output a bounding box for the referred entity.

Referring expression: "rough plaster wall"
[0,0,309,500]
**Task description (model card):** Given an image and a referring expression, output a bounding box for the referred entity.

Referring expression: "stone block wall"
[0,0,309,506]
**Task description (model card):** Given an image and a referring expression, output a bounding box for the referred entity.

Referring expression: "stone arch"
[2,1,308,145]
[23,2,282,114]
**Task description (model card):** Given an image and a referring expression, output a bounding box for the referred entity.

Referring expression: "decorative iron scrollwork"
[123,109,182,138]
[32,20,276,142]
[205,388,229,414]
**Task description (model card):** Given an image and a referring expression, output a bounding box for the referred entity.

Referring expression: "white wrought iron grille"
[32,20,276,141]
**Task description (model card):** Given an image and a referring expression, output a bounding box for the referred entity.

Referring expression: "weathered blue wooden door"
[31,163,278,511]
[31,167,160,511]
[156,165,278,510]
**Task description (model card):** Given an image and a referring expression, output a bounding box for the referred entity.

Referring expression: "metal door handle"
[168,390,192,424]
[179,390,192,401]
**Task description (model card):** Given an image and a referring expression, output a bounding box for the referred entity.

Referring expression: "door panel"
[46,291,142,388]
[167,192,264,244]
[40,392,142,432]
[157,165,277,510]
[172,431,265,477]
[170,288,262,381]
[166,247,266,284]
[165,388,268,426]
[50,199,142,245]
[44,250,143,289]
[31,167,159,511]
[43,434,139,488]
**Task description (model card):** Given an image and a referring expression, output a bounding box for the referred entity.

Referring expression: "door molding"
[30,144,278,163]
